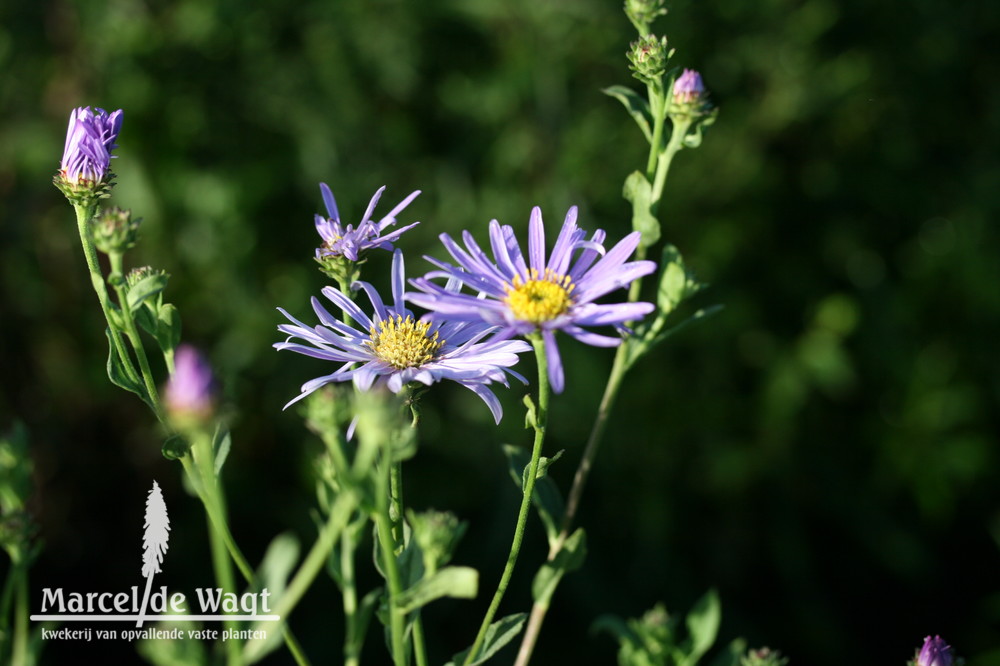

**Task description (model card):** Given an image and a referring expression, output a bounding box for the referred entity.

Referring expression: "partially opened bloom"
[917,636,953,666]
[55,106,123,202]
[407,206,656,393]
[314,183,421,263]
[276,250,530,423]
[672,69,706,104]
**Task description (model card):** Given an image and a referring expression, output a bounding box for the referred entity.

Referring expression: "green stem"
[243,488,353,663]
[192,433,240,666]
[375,455,408,666]
[341,520,361,666]
[465,334,550,665]
[109,251,166,422]
[389,460,428,666]
[180,456,311,666]
[645,83,666,179]
[514,114,690,662]
[650,117,691,215]
[72,204,139,386]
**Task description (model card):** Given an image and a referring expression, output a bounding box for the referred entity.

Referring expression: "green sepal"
[395,566,478,614]
[503,445,565,549]
[603,85,654,144]
[126,272,169,312]
[623,171,660,248]
[682,107,718,149]
[161,434,190,460]
[445,613,528,666]
[531,527,586,606]
[105,328,148,404]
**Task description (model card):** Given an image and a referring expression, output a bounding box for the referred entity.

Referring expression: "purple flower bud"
[165,345,215,419]
[673,69,706,104]
[59,107,123,185]
[918,635,953,666]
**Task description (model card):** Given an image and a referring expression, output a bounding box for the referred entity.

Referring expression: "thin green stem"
[192,433,240,666]
[181,456,311,666]
[514,113,692,666]
[375,455,408,666]
[645,84,666,178]
[73,204,139,386]
[389,459,428,666]
[465,334,550,665]
[109,251,166,422]
[243,487,354,663]
[341,521,361,666]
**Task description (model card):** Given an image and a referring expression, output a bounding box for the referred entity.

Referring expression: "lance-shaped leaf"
[602,86,654,144]
[395,566,478,614]
[445,613,528,666]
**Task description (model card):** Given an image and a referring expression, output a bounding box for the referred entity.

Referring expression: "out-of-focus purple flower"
[673,69,706,104]
[407,206,656,394]
[917,636,953,666]
[314,183,420,263]
[276,249,530,423]
[165,345,215,419]
[58,107,123,185]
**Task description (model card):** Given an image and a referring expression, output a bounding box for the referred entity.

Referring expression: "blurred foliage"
[1,0,999,664]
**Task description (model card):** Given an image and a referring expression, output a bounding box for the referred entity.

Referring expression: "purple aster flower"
[58,106,123,185]
[165,345,215,418]
[917,636,953,666]
[406,206,657,393]
[314,183,421,262]
[275,249,530,423]
[673,69,706,104]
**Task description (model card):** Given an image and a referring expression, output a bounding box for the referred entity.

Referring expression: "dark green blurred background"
[2,0,999,664]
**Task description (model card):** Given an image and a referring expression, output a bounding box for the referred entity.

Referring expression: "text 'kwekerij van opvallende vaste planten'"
[0,1,965,665]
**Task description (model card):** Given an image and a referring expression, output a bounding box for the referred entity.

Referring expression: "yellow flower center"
[365,315,444,369]
[504,268,575,324]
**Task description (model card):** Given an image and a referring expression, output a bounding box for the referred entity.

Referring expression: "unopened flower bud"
[624,0,668,33]
[408,509,467,573]
[628,34,672,84]
[917,636,953,666]
[93,207,141,255]
[165,345,216,424]
[54,106,123,206]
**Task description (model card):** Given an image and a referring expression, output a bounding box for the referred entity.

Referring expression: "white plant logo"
[137,481,169,628]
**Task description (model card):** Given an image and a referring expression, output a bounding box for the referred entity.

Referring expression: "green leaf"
[657,244,689,315]
[245,533,300,664]
[156,303,182,354]
[126,272,169,311]
[602,85,653,144]
[445,613,528,666]
[522,393,537,430]
[105,328,146,403]
[395,566,478,614]
[135,301,158,338]
[681,588,721,666]
[212,427,232,476]
[136,617,208,666]
[503,445,566,549]
[648,304,724,349]
[531,528,586,606]
[707,638,747,666]
[623,171,660,248]
[682,108,718,149]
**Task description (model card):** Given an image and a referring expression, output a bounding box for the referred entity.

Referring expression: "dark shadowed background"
[2,0,999,664]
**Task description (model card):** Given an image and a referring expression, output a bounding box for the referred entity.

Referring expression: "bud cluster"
[628,34,673,85]
[93,206,141,255]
